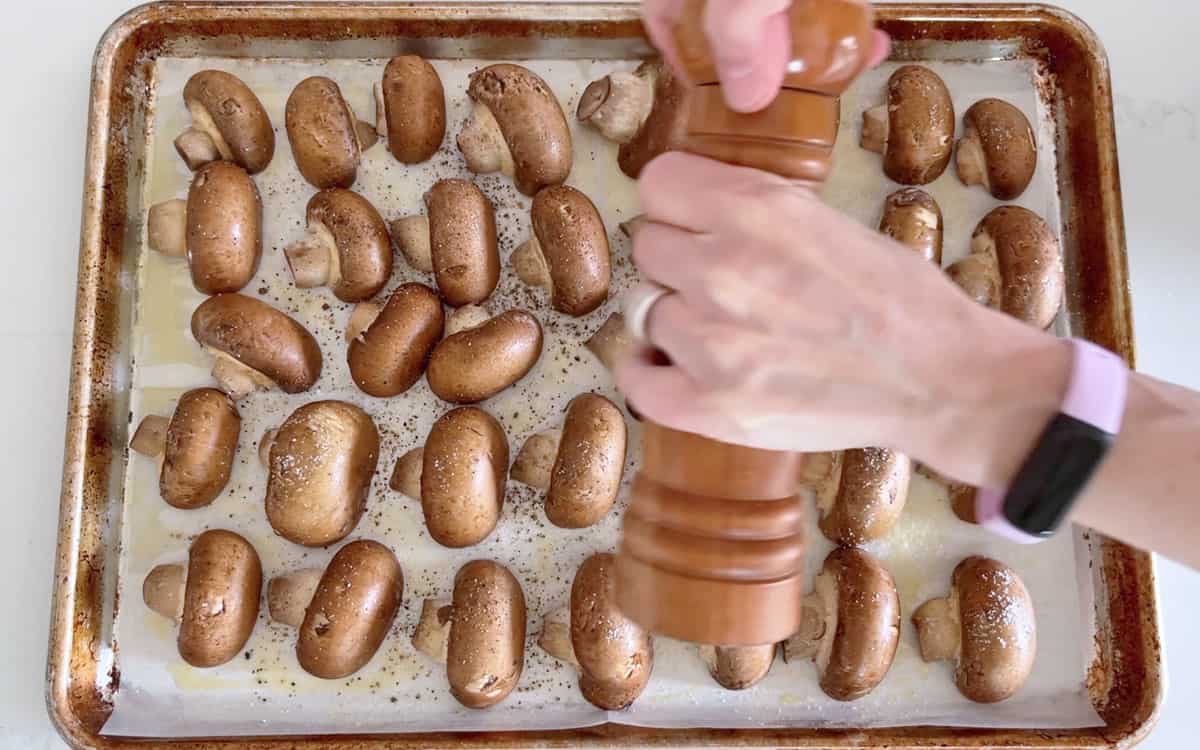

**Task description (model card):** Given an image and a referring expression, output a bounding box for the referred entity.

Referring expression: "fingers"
[615,346,740,439]
[868,29,891,68]
[702,0,793,112]
[638,151,795,232]
[629,220,715,298]
[641,0,688,73]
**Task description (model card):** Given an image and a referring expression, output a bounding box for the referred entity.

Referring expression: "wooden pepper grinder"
[615,0,876,646]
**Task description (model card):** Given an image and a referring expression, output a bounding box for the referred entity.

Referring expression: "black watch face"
[1003,413,1114,537]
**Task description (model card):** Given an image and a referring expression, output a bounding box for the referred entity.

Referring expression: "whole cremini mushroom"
[391,179,499,307]
[912,556,1036,703]
[799,448,912,546]
[412,559,527,709]
[783,547,900,701]
[946,206,1064,329]
[130,388,239,509]
[513,185,611,317]
[142,529,262,668]
[427,307,543,404]
[457,64,572,196]
[285,188,393,302]
[956,98,1037,200]
[346,282,444,397]
[699,644,776,690]
[578,60,687,179]
[174,70,274,174]
[262,400,380,547]
[191,293,323,399]
[418,407,509,547]
[286,76,378,189]
[374,55,446,164]
[861,65,955,185]
[267,539,403,679]
[538,553,653,710]
[879,188,943,264]
[147,161,262,294]
[511,393,626,528]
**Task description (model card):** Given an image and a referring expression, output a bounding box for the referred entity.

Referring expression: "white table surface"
[3,1,1197,747]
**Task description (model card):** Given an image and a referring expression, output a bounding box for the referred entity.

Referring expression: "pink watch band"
[976,339,1129,543]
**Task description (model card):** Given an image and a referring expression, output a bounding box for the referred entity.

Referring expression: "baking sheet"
[102,53,1103,737]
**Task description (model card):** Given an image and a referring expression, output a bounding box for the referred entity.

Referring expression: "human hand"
[642,0,891,112]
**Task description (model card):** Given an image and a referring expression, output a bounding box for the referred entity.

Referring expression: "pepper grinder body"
[615,0,875,646]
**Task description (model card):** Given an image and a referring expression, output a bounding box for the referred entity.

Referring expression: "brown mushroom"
[391,179,499,306]
[345,282,444,397]
[427,308,543,404]
[284,188,392,302]
[268,540,403,679]
[511,393,626,528]
[879,188,943,264]
[538,553,653,709]
[946,206,1063,328]
[130,388,240,509]
[948,482,979,523]
[578,60,688,179]
[147,161,262,294]
[956,98,1037,200]
[458,64,572,196]
[584,312,633,372]
[782,547,900,701]
[419,407,509,547]
[191,293,323,399]
[699,644,776,690]
[799,448,911,546]
[388,447,423,498]
[263,400,380,547]
[861,65,955,185]
[374,55,446,164]
[513,185,611,316]
[285,76,377,189]
[912,556,1036,703]
[412,559,526,708]
[142,529,262,668]
[175,70,274,174]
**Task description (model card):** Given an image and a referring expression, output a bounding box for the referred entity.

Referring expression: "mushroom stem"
[797,450,838,487]
[860,105,888,154]
[186,99,235,161]
[373,81,387,137]
[391,215,434,273]
[345,302,383,342]
[618,215,647,239]
[143,563,186,620]
[130,415,170,457]
[267,568,323,628]
[174,127,221,171]
[389,447,423,497]
[258,428,277,469]
[783,593,827,662]
[285,222,339,289]
[802,451,843,518]
[584,312,633,372]
[955,132,988,190]
[912,595,961,662]
[457,102,515,177]
[412,597,453,663]
[355,119,379,151]
[512,237,552,290]
[510,429,563,491]
[444,304,490,337]
[209,349,275,400]
[576,70,655,144]
[147,199,188,257]
[946,243,1001,309]
[537,606,580,668]
[700,644,776,690]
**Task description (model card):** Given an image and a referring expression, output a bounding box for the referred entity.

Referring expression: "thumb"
[703,0,792,112]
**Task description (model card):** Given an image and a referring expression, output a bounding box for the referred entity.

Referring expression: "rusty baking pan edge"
[47,2,1160,748]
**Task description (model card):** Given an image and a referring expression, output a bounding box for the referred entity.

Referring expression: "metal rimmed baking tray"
[48,2,1160,748]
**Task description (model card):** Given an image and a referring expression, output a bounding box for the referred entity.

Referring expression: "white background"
[2,1,1197,747]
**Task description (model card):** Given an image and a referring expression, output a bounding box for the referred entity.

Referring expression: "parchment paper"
[102,54,1103,736]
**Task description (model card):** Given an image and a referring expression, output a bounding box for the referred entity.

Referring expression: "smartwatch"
[975,338,1129,543]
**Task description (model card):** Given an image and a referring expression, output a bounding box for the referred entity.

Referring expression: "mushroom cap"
[298,539,403,679]
[191,293,323,394]
[882,65,955,185]
[347,282,444,397]
[420,407,509,547]
[447,560,527,708]
[817,448,912,545]
[265,400,380,546]
[961,98,1037,200]
[286,76,361,189]
[426,309,544,404]
[529,185,611,316]
[381,55,446,163]
[952,556,1037,703]
[182,70,275,174]
[425,179,499,306]
[570,553,653,709]
[545,394,627,528]
[616,61,688,179]
[466,64,572,196]
[878,187,942,264]
[177,529,262,668]
[817,547,901,701]
[306,188,393,302]
[973,205,1063,328]
[159,388,240,509]
[186,161,262,294]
